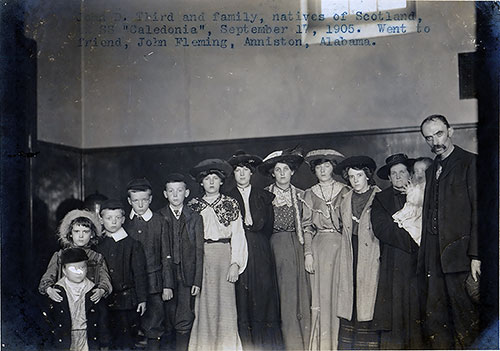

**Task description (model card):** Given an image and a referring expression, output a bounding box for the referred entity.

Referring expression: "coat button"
[60,310,64,313]
[90,309,95,313]
[93,337,97,340]
[94,323,97,327]
[58,324,62,328]
[58,339,62,343]
[138,230,142,234]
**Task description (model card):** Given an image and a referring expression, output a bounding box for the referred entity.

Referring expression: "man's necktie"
[435,160,443,180]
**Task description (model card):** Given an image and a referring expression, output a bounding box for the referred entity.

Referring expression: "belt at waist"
[204,238,230,244]
[272,229,295,234]
[316,228,340,234]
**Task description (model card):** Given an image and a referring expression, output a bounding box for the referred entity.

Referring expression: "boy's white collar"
[108,227,128,242]
[129,208,153,221]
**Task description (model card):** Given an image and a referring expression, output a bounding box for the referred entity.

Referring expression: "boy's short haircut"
[165,173,187,188]
[100,199,126,215]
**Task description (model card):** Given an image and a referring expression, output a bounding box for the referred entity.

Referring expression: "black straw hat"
[227,150,262,169]
[189,159,233,180]
[258,147,304,175]
[376,153,415,180]
[335,156,377,175]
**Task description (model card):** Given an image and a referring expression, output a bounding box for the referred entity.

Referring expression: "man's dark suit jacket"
[418,145,478,274]
[159,205,204,288]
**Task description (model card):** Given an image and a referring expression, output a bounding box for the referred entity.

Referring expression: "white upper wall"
[30,0,477,148]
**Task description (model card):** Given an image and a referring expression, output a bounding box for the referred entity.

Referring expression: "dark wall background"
[32,142,83,288]
[82,124,477,211]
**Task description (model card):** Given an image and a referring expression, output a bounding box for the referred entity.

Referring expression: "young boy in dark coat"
[124,178,174,350]
[158,173,204,351]
[42,247,109,350]
[96,199,148,350]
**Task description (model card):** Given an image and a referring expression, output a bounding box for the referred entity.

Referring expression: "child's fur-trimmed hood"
[57,209,102,248]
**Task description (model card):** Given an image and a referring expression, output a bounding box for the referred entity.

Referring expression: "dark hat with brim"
[258,148,304,175]
[227,150,262,169]
[127,178,152,192]
[61,247,89,265]
[376,153,415,180]
[189,159,233,180]
[100,199,125,212]
[305,149,345,165]
[335,156,377,175]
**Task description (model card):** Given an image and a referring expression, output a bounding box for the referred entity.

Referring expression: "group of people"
[38,114,480,351]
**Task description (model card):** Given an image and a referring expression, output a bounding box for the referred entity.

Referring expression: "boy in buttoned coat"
[42,248,109,350]
[96,199,148,350]
[159,173,204,351]
[123,178,174,350]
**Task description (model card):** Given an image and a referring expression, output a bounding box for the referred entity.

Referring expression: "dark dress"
[371,187,424,349]
[228,186,284,351]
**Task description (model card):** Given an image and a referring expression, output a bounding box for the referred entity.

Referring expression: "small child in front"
[39,209,112,305]
[123,178,174,350]
[392,157,433,245]
[158,173,204,351]
[96,199,148,350]
[42,247,107,350]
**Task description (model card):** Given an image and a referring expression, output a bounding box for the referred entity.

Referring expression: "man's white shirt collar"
[129,208,153,221]
[109,227,128,242]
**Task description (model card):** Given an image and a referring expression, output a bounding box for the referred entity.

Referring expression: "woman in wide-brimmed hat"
[226,150,284,351]
[187,159,248,351]
[335,156,382,350]
[301,148,349,351]
[258,147,311,351]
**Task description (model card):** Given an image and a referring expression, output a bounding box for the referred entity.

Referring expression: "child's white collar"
[129,208,153,221]
[108,227,128,242]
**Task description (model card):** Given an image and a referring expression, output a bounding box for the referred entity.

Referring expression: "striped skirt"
[188,242,242,351]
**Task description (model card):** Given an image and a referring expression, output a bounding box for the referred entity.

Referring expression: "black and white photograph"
[1,0,499,350]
